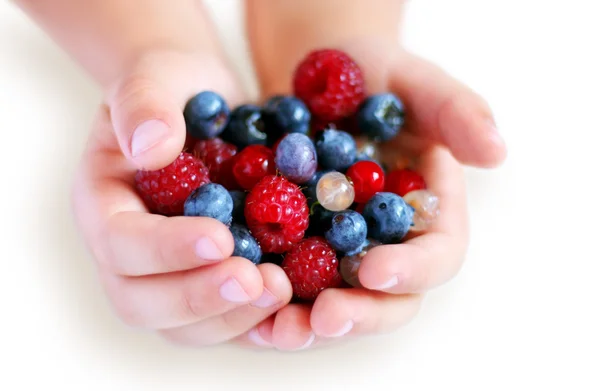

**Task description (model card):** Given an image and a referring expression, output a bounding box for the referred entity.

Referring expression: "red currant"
[232,145,276,190]
[346,160,385,203]
[385,169,426,196]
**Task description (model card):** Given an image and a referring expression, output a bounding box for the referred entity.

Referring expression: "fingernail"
[295,333,316,350]
[219,278,251,303]
[251,288,279,308]
[327,320,354,338]
[131,119,170,157]
[248,328,271,347]
[376,275,399,290]
[195,237,224,261]
[485,119,505,145]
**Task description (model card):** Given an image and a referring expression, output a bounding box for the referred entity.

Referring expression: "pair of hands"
[71,42,506,351]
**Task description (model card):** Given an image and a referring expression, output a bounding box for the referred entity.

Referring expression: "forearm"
[247,0,405,95]
[15,0,222,87]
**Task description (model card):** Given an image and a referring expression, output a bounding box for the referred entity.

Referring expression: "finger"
[359,147,469,294]
[390,51,507,168]
[103,212,234,276]
[233,316,276,349]
[158,263,292,347]
[310,289,423,338]
[101,257,263,330]
[270,304,316,351]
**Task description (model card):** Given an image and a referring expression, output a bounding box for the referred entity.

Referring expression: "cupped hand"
[71,50,293,347]
[235,40,507,350]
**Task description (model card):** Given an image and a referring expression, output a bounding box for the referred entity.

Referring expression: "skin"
[14,0,507,351]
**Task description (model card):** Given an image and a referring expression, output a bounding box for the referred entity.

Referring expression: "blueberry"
[303,170,332,204]
[325,210,368,253]
[183,91,230,140]
[275,133,317,184]
[221,105,268,148]
[263,95,311,141]
[230,224,262,264]
[345,238,374,257]
[357,93,405,142]
[229,190,246,224]
[314,129,357,171]
[184,183,233,225]
[306,203,335,236]
[362,192,414,244]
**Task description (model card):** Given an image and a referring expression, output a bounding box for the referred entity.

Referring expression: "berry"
[184,183,233,225]
[293,49,365,122]
[244,175,309,254]
[314,129,357,171]
[303,170,332,205]
[135,152,210,216]
[385,169,426,197]
[184,91,229,140]
[346,161,385,203]
[274,133,317,184]
[362,192,414,244]
[403,189,440,231]
[221,105,268,148]
[229,190,246,224]
[263,95,311,140]
[232,145,276,190]
[354,136,381,163]
[340,239,380,288]
[324,210,368,253]
[282,237,342,301]
[193,138,238,190]
[357,93,405,142]
[230,224,262,264]
[316,171,355,212]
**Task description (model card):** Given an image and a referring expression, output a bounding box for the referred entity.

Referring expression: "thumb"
[109,75,186,171]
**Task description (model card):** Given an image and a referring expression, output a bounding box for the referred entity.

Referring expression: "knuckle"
[104,277,147,328]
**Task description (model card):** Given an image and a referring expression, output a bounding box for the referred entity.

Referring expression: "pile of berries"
[134,49,440,301]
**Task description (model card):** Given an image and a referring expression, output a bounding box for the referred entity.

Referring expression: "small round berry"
[221,104,268,148]
[193,138,238,190]
[340,239,381,288]
[303,170,333,205]
[263,95,311,140]
[362,192,414,244]
[228,190,246,224]
[316,171,355,212]
[184,91,230,140]
[293,49,365,122]
[230,224,262,264]
[354,136,381,162]
[244,175,309,254]
[385,169,427,197]
[275,133,317,184]
[232,145,276,190]
[314,129,357,171]
[324,210,368,253]
[282,237,342,301]
[357,93,405,142]
[403,189,440,231]
[346,161,385,204]
[184,183,233,225]
[134,152,210,216]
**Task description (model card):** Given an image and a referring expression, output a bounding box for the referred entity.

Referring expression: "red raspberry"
[193,138,239,190]
[385,169,427,197]
[134,152,210,216]
[282,237,342,301]
[346,160,385,203]
[245,175,309,254]
[294,49,365,122]
[232,145,276,190]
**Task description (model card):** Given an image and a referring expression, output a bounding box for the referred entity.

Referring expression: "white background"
[1,0,599,390]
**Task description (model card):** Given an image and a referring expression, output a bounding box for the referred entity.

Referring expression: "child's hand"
[235,41,506,350]
[71,51,293,346]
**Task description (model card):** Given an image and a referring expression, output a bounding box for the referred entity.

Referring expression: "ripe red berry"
[232,145,276,190]
[385,169,426,197]
[282,237,342,301]
[134,152,210,216]
[245,175,309,254]
[293,49,365,122]
[193,138,238,190]
[346,161,385,203]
